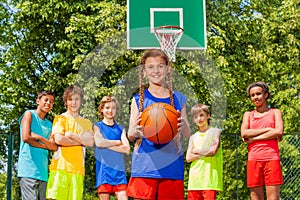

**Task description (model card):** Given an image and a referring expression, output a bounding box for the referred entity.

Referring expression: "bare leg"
[98,193,110,200]
[115,190,128,200]
[266,185,280,200]
[250,186,264,200]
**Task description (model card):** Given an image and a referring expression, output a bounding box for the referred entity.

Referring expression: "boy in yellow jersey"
[46,85,94,200]
[186,104,223,200]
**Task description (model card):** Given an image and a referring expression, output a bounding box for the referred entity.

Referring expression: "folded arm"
[64,130,94,147]
[241,112,270,139]
[186,135,201,162]
[54,132,82,146]
[197,128,221,156]
[94,125,122,147]
[108,129,131,154]
[187,128,221,162]
[21,111,57,150]
[241,110,284,143]
[31,132,58,151]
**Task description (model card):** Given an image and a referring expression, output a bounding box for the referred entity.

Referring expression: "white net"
[154,26,184,62]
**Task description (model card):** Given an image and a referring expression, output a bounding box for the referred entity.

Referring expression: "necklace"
[254,108,270,117]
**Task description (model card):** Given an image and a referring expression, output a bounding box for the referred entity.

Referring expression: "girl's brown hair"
[138,49,174,112]
[135,50,178,153]
[98,96,120,119]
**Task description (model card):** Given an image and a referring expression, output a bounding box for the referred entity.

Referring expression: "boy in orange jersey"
[46,85,94,200]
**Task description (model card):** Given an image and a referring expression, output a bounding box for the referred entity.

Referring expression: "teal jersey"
[17,110,52,181]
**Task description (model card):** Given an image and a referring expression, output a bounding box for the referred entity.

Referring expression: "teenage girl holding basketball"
[127,49,191,200]
[241,81,284,200]
[94,96,130,200]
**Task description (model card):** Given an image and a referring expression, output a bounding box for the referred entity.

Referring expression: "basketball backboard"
[127,0,206,50]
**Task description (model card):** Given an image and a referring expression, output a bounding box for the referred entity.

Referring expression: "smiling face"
[66,93,82,113]
[101,101,118,120]
[143,56,170,86]
[249,86,269,107]
[36,94,55,113]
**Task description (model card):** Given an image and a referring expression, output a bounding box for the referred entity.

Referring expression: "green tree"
[0,0,299,199]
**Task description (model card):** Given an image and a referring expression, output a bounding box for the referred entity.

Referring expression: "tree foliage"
[0,0,299,199]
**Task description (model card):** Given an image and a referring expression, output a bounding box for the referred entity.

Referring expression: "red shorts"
[247,160,283,188]
[127,177,184,200]
[188,190,216,200]
[97,184,127,194]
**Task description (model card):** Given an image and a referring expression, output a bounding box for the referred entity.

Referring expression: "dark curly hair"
[246,81,270,99]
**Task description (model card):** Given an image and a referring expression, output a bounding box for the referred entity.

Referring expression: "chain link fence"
[0,132,299,200]
[278,134,300,200]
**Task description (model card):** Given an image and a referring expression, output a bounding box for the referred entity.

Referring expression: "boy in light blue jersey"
[18,91,58,200]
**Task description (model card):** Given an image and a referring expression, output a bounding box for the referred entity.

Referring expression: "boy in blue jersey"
[94,96,130,200]
[18,91,58,200]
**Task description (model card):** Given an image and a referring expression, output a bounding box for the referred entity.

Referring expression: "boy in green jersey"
[186,104,223,200]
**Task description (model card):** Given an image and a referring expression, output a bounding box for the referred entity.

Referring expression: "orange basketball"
[140,102,179,144]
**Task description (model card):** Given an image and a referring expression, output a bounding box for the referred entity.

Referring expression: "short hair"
[98,96,120,119]
[37,91,55,99]
[246,81,270,99]
[190,104,211,124]
[63,85,84,106]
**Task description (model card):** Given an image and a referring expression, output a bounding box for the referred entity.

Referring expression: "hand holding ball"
[140,103,179,144]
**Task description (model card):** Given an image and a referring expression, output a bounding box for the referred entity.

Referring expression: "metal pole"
[6,132,13,200]
[236,133,239,200]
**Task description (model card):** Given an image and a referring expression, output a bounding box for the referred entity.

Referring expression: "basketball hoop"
[154,26,184,62]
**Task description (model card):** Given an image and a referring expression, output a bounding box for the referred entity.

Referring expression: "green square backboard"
[127,0,206,49]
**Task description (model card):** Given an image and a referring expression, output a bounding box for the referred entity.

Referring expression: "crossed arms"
[94,125,130,154]
[186,128,221,163]
[53,130,94,147]
[21,111,57,151]
[240,109,283,143]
